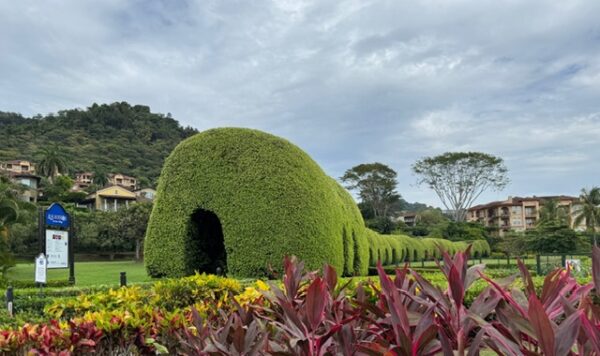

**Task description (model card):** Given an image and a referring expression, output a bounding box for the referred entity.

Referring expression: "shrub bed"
[0,248,598,354]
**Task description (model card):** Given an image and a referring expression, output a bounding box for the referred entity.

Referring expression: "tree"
[116,202,152,261]
[341,163,400,219]
[37,146,69,182]
[574,187,600,246]
[0,175,34,276]
[538,199,570,226]
[526,220,587,254]
[93,169,109,187]
[412,152,509,222]
[42,175,75,202]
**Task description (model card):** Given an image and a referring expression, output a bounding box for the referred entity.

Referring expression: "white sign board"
[35,253,47,284]
[566,259,581,272]
[45,229,69,268]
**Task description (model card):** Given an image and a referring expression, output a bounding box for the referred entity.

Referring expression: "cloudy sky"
[1,0,599,207]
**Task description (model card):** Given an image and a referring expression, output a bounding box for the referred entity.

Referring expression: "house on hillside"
[395,212,419,227]
[134,188,156,202]
[0,160,41,203]
[467,195,585,236]
[108,173,137,190]
[81,185,137,211]
[0,160,36,174]
[73,172,94,190]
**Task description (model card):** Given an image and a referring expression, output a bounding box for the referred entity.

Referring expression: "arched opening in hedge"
[187,208,227,274]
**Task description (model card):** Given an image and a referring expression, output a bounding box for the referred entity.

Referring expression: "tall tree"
[538,199,569,226]
[0,175,34,276]
[116,202,152,261]
[341,163,400,219]
[92,169,109,187]
[412,152,509,222]
[574,187,600,246]
[37,146,68,182]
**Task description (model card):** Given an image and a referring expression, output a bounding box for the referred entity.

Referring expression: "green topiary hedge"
[363,230,491,266]
[145,128,367,278]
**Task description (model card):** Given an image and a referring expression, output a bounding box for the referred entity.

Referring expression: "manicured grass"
[7,261,153,287]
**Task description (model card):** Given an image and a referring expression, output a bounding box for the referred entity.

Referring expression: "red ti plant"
[480,246,600,355]
[408,246,505,356]
[256,256,363,355]
[357,262,441,355]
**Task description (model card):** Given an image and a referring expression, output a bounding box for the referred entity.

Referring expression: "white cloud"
[1,0,599,206]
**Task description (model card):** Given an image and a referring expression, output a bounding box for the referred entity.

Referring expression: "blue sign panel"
[45,203,70,228]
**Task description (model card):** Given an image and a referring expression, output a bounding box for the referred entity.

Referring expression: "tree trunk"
[135,239,141,261]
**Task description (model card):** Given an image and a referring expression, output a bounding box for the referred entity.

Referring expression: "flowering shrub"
[0,247,598,354]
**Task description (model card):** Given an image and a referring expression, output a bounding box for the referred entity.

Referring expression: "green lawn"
[7,261,153,287]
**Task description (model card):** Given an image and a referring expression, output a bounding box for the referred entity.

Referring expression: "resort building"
[396,212,418,227]
[467,195,585,235]
[108,173,137,190]
[74,172,94,189]
[134,188,156,202]
[0,160,36,174]
[0,160,41,202]
[81,185,137,212]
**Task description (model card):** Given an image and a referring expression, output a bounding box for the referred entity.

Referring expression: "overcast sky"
[1,0,599,207]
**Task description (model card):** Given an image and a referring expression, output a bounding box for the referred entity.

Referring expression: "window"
[525,207,536,216]
[511,206,522,214]
[512,219,522,226]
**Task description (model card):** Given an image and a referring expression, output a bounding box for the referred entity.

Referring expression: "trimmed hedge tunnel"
[145,128,369,278]
[144,127,491,278]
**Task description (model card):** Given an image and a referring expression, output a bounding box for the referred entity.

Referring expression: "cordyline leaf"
[593,246,600,297]
[283,256,303,301]
[469,288,501,319]
[305,277,328,331]
[411,271,446,307]
[377,262,411,340]
[528,295,556,356]
[478,271,527,317]
[413,305,438,356]
[579,312,600,354]
[517,259,536,298]
[482,325,522,356]
[554,310,581,356]
[448,265,464,307]
[540,269,567,306]
[465,264,485,290]
[323,264,337,292]
[495,303,536,342]
[467,328,485,356]
[437,328,454,356]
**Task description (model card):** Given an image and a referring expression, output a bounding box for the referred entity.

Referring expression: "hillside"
[0,102,198,187]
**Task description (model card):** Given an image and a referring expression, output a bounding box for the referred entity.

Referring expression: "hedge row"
[365,229,490,266]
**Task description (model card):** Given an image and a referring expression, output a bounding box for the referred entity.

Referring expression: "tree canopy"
[0,102,197,187]
[341,163,400,219]
[412,152,509,222]
[574,187,600,245]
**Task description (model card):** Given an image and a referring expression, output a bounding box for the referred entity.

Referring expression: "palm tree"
[93,169,109,187]
[37,146,68,182]
[538,199,569,226]
[574,187,600,246]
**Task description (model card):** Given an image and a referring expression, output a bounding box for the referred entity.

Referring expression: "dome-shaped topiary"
[144,128,368,278]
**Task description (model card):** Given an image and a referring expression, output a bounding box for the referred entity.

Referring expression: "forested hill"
[0,102,198,187]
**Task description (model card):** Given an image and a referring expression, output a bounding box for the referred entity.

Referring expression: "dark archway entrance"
[187,208,227,274]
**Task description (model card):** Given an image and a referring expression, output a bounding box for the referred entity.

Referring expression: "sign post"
[35,253,47,296]
[39,203,75,285]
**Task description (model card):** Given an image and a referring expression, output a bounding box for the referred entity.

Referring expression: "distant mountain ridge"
[0,102,198,187]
